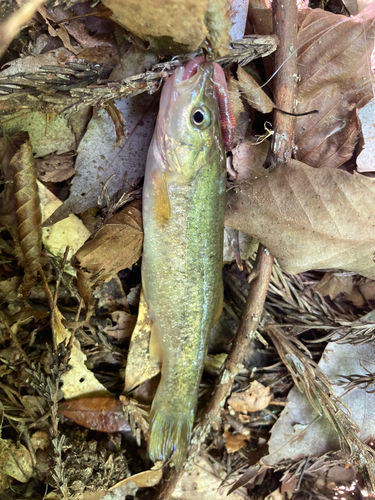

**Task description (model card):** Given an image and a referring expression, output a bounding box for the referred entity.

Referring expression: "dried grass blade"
[267,325,375,490]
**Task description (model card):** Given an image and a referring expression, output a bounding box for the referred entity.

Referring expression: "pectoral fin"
[152,169,171,224]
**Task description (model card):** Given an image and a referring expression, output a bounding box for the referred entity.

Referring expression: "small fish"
[142,58,234,467]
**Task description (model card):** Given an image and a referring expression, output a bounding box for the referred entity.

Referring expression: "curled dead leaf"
[314,272,354,300]
[59,397,131,432]
[35,154,75,183]
[105,310,137,341]
[224,429,249,453]
[103,101,125,148]
[9,137,42,296]
[237,66,275,113]
[232,138,269,183]
[30,431,49,452]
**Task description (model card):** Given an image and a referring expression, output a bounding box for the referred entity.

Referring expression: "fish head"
[157,63,225,182]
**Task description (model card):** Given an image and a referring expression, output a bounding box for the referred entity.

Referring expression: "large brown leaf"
[247,4,375,169]
[74,200,143,311]
[225,160,375,279]
[293,5,375,169]
[59,398,131,433]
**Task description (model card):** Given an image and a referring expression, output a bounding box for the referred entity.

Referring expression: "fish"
[142,57,234,467]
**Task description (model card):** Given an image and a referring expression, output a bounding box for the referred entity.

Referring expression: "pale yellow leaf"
[124,290,160,392]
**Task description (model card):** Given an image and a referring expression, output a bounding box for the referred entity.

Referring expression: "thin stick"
[267,0,298,170]
[52,246,70,311]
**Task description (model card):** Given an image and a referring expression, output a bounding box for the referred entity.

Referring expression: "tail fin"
[148,396,194,468]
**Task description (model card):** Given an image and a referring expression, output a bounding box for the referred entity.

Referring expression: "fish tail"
[149,394,194,467]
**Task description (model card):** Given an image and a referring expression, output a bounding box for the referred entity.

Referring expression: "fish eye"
[191,106,211,129]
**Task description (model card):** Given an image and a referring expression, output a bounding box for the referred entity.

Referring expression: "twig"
[0,36,277,116]
[156,245,273,500]
[52,246,70,312]
[267,0,298,171]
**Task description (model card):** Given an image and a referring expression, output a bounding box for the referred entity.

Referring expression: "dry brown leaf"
[0,439,33,483]
[35,154,75,183]
[237,66,275,113]
[225,160,375,279]
[293,5,375,169]
[0,277,22,304]
[30,431,49,452]
[314,272,354,300]
[226,78,245,122]
[174,455,246,499]
[94,276,129,312]
[248,4,375,169]
[102,0,208,52]
[124,290,160,392]
[228,380,272,413]
[47,5,116,52]
[359,279,375,302]
[232,137,269,183]
[224,429,249,453]
[38,5,79,55]
[9,137,42,296]
[74,200,143,312]
[58,397,131,432]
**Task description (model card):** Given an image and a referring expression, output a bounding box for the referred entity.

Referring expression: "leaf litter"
[0,0,375,499]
